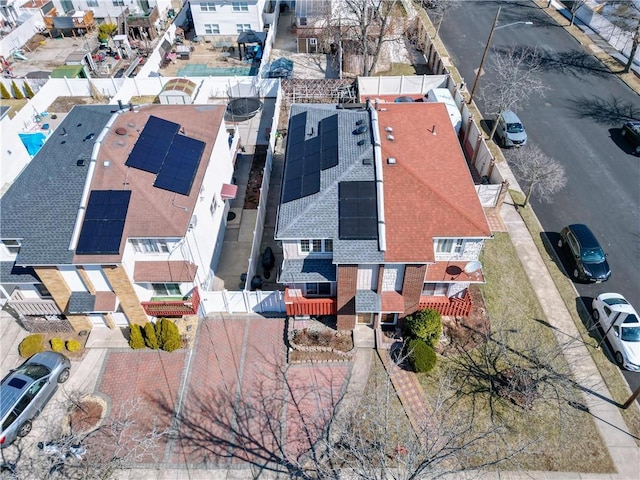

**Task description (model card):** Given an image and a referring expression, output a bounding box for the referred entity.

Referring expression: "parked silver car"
[1,352,71,448]
[495,110,528,147]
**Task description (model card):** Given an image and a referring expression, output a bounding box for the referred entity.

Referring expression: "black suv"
[621,121,640,155]
[558,224,611,283]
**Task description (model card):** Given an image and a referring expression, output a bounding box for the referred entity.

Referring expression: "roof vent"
[76,159,86,167]
[362,158,373,165]
[353,125,368,135]
[83,133,95,142]
[357,139,367,146]
[385,126,393,132]
[387,157,396,165]
[356,119,364,126]
[103,160,111,167]
[115,127,127,136]
[387,134,395,141]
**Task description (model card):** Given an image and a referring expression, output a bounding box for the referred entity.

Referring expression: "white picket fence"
[200,289,285,315]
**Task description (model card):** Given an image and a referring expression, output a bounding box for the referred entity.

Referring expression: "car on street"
[0,352,71,448]
[557,224,611,283]
[592,293,640,371]
[621,121,640,155]
[495,110,527,147]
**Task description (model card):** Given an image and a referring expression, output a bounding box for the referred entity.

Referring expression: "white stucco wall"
[190,0,265,37]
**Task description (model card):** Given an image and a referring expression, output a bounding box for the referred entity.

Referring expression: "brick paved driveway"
[96,316,352,469]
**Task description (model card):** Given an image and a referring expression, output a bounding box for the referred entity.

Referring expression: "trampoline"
[224,98,263,122]
[176,63,251,77]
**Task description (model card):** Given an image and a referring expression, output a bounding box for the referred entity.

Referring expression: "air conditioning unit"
[189,215,198,229]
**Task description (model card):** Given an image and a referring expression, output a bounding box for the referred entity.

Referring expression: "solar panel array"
[281,112,340,203]
[154,135,205,196]
[76,190,131,255]
[125,116,180,173]
[338,181,378,240]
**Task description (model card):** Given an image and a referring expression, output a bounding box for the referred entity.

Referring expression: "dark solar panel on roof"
[76,190,131,255]
[338,181,378,240]
[125,116,180,173]
[154,135,205,196]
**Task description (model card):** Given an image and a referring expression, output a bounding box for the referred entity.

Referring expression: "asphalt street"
[434,1,640,391]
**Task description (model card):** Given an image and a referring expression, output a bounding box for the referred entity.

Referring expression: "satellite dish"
[464,260,482,275]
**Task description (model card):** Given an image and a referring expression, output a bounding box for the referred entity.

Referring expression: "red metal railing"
[141,287,200,317]
[284,288,337,316]
[418,289,472,317]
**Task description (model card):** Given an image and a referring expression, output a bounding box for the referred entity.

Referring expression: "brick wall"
[402,264,427,316]
[336,264,357,330]
[103,265,148,325]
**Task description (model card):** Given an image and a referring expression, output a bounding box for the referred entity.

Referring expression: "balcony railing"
[418,289,472,317]
[141,287,200,317]
[284,288,337,317]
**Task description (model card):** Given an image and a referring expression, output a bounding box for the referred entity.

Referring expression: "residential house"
[189,0,277,42]
[275,101,492,331]
[1,103,236,331]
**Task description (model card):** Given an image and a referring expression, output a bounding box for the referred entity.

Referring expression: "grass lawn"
[0,98,28,119]
[416,233,615,473]
[510,190,640,443]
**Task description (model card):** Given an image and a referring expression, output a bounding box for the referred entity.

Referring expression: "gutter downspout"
[369,101,386,252]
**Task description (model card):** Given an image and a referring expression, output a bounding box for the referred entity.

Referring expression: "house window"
[1,239,21,255]
[200,2,216,11]
[422,283,448,296]
[236,24,252,33]
[232,2,248,11]
[204,24,220,34]
[131,239,169,254]
[299,239,333,254]
[436,238,464,254]
[112,0,125,6]
[151,283,181,296]
[86,0,99,6]
[306,282,331,296]
[34,284,52,298]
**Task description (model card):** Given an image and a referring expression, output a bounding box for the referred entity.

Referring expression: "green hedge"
[156,318,181,352]
[66,339,82,352]
[143,322,159,349]
[405,309,442,347]
[129,323,146,349]
[19,334,44,358]
[50,338,65,352]
[408,338,437,373]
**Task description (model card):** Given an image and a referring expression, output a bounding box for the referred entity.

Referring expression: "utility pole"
[468,6,501,104]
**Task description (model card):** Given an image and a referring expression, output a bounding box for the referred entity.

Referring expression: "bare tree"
[421,0,462,37]
[338,0,406,76]
[154,349,526,479]
[604,0,640,73]
[481,46,549,143]
[0,396,169,479]
[568,0,588,27]
[508,144,567,207]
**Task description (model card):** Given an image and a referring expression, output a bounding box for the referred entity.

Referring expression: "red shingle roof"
[378,103,491,263]
[133,261,198,282]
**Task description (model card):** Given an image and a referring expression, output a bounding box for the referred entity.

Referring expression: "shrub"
[405,309,442,347]
[0,82,11,99]
[11,81,24,99]
[408,339,437,373]
[19,334,44,358]
[66,339,82,352]
[23,81,35,99]
[143,322,159,349]
[156,318,181,352]
[129,323,146,350]
[50,338,65,352]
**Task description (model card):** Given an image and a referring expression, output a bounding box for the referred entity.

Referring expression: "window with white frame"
[200,2,216,11]
[1,239,21,255]
[232,2,248,11]
[112,0,125,6]
[86,0,99,6]
[236,24,252,33]
[299,239,333,254]
[422,283,448,296]
[204,24,220,34]
[305,282,331,296]
[151,283,181,296]
[435,238,464,254]
[131,239,169,254]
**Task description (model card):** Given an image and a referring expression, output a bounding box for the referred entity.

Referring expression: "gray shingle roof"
[68,291,96,313]
[0,262,38,284]
[1,105,116,266]
[355,289,381,312]
[279,258,336,283]
[275,104,381,262]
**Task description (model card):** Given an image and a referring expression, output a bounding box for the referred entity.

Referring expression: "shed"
[159,78,197,105]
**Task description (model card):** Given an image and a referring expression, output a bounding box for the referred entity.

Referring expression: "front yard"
[417,233,615,473]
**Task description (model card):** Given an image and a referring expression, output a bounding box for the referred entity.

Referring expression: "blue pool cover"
[19,132,47,156]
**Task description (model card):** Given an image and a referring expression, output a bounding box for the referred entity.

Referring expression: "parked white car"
[592,293,640,371]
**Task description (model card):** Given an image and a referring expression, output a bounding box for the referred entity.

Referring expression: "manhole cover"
[115,127,127,136]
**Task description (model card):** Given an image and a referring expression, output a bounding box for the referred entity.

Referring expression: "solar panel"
[154,134,205,196]
[76,190,131,255]
[125,116,180,173]
[338,181,378,240]
[320,144,338,170]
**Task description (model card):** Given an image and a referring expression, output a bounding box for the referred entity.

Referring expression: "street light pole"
[468,6,501,105]
[467,9,534,105]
